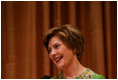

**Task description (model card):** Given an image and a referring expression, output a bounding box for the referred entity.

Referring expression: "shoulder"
[87,68,105,79]
[93,75,105,79]
[50,73,63,79]
[79,68,105,79]
[50,76,57,79]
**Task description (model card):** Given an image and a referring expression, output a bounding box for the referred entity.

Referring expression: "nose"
[50,49,57,57]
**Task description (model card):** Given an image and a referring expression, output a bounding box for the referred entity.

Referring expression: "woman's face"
[48,36,76,70]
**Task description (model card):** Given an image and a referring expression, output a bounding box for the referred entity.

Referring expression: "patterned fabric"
[50,68,105,79]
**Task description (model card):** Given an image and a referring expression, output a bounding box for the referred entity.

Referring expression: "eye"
[54,44,60,49]
[48,48,52,54]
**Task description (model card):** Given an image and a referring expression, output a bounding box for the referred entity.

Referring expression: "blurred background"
[1,1,117,79]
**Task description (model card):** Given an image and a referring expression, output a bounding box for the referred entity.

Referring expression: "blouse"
[50,68,105,79]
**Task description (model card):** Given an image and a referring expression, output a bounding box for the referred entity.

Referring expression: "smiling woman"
[43,24,105,79]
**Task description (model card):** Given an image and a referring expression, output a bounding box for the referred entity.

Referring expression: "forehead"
[48,36,63,47]
[48,36,72,50]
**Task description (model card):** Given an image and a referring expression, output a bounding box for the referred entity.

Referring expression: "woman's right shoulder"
[50,73,63,79]
[50,76,57,79]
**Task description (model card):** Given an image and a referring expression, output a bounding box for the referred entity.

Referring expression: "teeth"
[55,57,62,61]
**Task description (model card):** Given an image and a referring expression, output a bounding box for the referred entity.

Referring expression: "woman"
[43,24,105,79]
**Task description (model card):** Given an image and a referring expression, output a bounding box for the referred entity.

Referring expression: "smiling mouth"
[54,56,63,63]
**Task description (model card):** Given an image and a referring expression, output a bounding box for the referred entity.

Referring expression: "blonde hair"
[43,24,84,60]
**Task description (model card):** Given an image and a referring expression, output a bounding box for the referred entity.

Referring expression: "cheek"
[62,47,71,53]
[49,54,52,60]
[63,48,74,57]
[59,46,67,52]
[49,54,55,62]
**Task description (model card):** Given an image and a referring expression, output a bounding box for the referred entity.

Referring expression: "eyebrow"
[48,42,60,49]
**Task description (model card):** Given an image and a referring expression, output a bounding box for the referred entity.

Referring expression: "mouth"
[54,56,63,63]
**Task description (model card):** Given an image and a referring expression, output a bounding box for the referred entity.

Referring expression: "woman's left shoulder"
[87,68,105,79]
[93,75,105,79]
[80,68,105,79]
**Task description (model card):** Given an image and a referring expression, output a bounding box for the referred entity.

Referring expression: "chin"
[56,63,64,70]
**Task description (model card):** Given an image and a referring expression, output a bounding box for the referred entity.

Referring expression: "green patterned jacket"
[50,68,105,79]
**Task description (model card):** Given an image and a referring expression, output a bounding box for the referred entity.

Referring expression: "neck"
[63,56,86,79]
